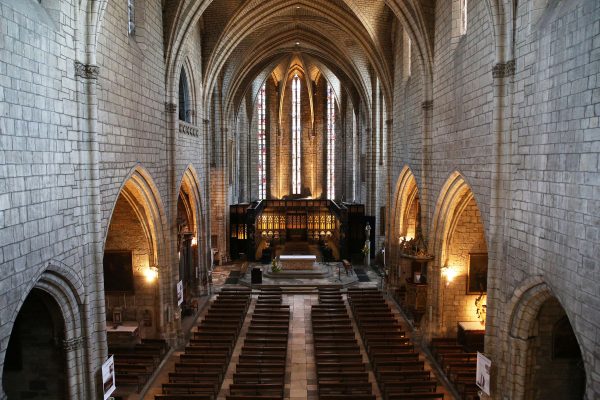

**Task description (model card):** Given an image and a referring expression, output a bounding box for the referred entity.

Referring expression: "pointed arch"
[504,278,588,399]
[104,166,168,269]
[3,262,91,399]
[177,165,207,262]
[428,171,489,336]
[430,171,488,264]
[389,166,421,263]
[103,166,169,334]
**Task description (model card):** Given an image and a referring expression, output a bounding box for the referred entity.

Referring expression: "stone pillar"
[203,118,212,290]
[488,59,516,396]
[420,100,433,236]
[75,60,106,400]
[385,118,393,258]
[62,335,87,400]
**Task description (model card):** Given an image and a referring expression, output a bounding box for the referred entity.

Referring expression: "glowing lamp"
[144,266,159,283]
[441,266,458,285]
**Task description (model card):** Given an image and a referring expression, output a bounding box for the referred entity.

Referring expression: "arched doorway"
[3,289,67,400]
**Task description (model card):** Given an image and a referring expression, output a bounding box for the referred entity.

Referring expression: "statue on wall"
[364,222,371,267]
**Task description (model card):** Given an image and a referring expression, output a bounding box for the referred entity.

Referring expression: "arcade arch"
[176,167,206,313]
[2,265,89,400]
[389,166,422,284]
[506,280,587,400]
[103,168,168,339]
[430,172,489,337]
[3,289,68,400]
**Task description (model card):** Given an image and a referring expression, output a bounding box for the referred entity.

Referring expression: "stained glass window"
[327,84,335,199]
[258,84,266,199]
[292,74,301,194]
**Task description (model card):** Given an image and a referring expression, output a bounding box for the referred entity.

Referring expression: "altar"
[279,255,317,270]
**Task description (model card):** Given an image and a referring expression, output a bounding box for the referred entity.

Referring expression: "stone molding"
[179,121,199,137]
[62,336,84,351]
[74,61,99,80]
[492,60,516,78]
[422,100,433,110]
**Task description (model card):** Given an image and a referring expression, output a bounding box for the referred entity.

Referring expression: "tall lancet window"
[326,84,336,199]
[257,84,267,199]
[292,74,301,194]
[460,0,468,35]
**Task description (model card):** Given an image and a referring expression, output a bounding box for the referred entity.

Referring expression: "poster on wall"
[177,280,184,306]
[476,352,491,395]
[102,355,116,400]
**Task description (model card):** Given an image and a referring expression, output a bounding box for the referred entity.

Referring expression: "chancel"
[0,0,597,399]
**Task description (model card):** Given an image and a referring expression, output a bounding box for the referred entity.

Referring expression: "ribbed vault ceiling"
[195,0,395,119]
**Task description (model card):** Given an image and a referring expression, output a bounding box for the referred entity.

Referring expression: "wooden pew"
[162,382,219,396]
[168,372,222,383]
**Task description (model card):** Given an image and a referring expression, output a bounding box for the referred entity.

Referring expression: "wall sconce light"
[191,236,197,246]
[441,266,458,285]
[144,265,159,283]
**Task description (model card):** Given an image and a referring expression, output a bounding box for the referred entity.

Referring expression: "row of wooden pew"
[430,338,478,400]
[347,288,444,400]
[312,287,376,400]
[227,287,290,400]
[154,286,252,400]
[110,338,170,393]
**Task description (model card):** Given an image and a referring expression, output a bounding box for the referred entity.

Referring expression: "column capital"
[62,336,84,351]
[165,102,177,113]
[492,59,516,78]
[74,61,99,80]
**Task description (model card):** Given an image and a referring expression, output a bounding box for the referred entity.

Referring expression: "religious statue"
[364,222,371,267]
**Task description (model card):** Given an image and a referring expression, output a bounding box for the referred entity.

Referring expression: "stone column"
[202,118,212,292]
[75,60,106,400]
[385,118,393,260]
[487,59,516,395]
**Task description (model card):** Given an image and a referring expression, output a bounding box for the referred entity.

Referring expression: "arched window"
[179,68,191,123]
[292,74,301,194]
[326,84,335,199]
[257,84,267,199]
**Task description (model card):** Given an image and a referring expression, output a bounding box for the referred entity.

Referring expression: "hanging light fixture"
[399,202,433,261]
